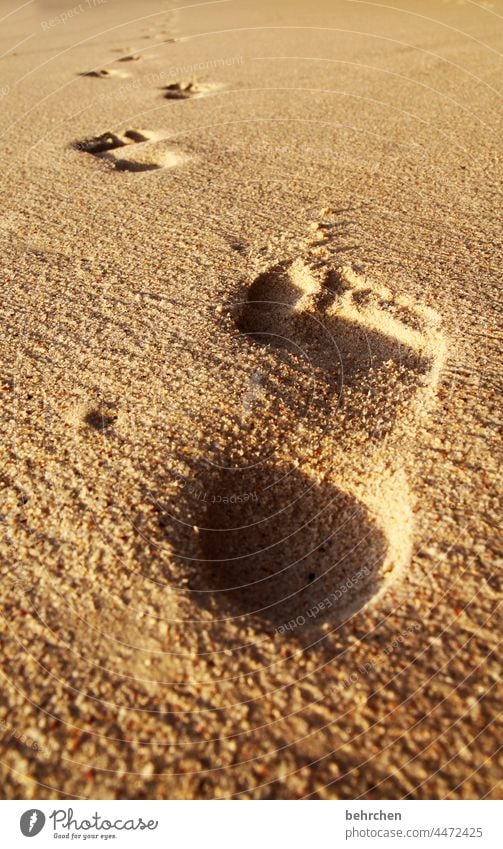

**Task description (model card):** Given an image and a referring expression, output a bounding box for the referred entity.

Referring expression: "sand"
[0,0,501,799]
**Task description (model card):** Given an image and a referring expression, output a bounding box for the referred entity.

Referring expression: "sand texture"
[0,0,501,799]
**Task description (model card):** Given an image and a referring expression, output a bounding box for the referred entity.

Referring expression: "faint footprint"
[189,251,446,633]
[79,68,129,79]
[117,54,143,63]
[74,129,188,173]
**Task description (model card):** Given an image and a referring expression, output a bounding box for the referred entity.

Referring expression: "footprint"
[74,129,188,173]
[79,68,129,79]
[187,252,446,634]
[162,80,223,100]
[117,54,143,63]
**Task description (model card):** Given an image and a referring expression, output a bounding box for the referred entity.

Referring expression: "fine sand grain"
[0,0,501,799]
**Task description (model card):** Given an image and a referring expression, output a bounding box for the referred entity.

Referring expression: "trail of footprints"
[75,48,223,173]
[73,44,447,632]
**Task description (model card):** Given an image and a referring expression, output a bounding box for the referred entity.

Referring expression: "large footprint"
[189,253,446,635]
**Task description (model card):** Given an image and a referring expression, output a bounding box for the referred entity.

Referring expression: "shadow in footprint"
[189,461,388,635]
[105,157,162,172]
[84,409,117,431]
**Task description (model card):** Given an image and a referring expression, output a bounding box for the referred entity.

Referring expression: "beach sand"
[0,0,501,799]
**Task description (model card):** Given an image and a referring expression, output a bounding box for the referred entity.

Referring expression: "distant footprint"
[79,68,129,79]
[162,79,223,100]
[118,54,143,63]
[189,248,446,634]
[74,129,187,173]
